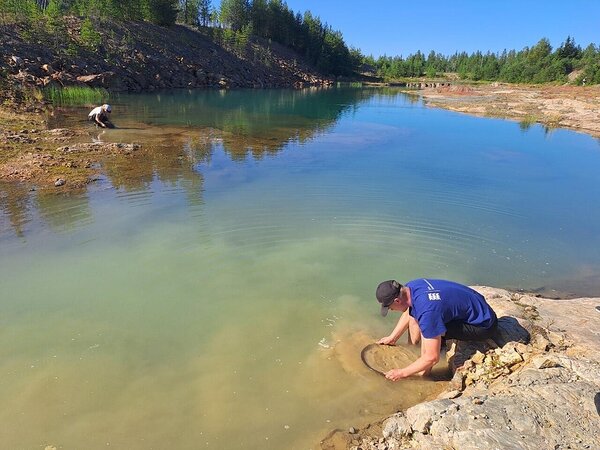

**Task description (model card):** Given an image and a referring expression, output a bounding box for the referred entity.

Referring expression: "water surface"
[2,87,600,449]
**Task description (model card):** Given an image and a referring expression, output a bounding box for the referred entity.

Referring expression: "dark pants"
[444,318,498,341]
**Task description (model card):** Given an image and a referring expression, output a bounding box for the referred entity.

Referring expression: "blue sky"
[215,0,600,57]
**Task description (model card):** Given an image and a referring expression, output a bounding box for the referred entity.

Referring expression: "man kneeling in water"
[376,279,498,381]
[88,104,114,128]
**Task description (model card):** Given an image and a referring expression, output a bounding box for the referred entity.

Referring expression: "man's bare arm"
[384,335,441,381]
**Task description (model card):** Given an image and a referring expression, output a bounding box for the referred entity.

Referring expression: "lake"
[1,87,600,449]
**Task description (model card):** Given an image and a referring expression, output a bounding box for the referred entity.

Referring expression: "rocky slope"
[323,288,600,449]
[0,17,331,94]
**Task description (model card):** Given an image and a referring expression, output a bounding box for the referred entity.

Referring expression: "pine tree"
[219,0,248,32]
[198,0,211,26]
[145,0,178,26]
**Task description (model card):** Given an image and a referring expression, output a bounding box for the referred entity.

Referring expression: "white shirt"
[88,106,103,118]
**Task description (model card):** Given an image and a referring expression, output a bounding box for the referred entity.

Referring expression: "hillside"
[0,17,332,97]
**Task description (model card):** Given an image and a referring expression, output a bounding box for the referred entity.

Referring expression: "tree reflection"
[1,87,399,237]
[0,183,32,238]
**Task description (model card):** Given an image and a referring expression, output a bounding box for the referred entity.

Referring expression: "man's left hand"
[384,368,407,381]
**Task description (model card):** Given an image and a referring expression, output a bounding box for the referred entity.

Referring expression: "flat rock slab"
[475,286,600,357]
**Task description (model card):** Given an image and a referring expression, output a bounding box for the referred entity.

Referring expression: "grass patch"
[519,114,538,131]
[44,86,109,106]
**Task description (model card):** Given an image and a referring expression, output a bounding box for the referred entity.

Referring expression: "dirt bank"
[412,83,600,138]
[320,288,600,449]
[1,17,331,94]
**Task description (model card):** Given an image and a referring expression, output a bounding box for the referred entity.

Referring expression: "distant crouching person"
[88,104,114,128]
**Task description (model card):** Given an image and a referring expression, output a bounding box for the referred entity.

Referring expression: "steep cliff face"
[0,17,332,95]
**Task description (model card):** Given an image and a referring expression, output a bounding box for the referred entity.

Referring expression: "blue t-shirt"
[406,279,497,339]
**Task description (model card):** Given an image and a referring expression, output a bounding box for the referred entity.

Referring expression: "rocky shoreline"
[321,287,600,449]
[409,83,600,139]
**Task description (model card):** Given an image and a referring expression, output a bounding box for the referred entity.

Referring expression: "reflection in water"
[0,182,31,237]
[0,184,91,237]
[3,87,600,449]
[114,87,380,160]
[1,88,387,239]
[35,191,93,233]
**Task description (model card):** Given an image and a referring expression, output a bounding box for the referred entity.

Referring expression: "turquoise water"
[2,87,600,449]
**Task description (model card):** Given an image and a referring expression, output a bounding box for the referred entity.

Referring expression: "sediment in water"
[322,287,600,450]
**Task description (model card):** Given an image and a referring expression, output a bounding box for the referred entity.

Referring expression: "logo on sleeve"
[428,292,441,301]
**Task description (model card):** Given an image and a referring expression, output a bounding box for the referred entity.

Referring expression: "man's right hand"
[377,335,397,345]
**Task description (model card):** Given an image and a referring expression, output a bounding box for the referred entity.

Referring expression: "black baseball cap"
[376,280,401,316]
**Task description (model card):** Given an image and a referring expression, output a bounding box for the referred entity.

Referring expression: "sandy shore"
[411,83,600,138]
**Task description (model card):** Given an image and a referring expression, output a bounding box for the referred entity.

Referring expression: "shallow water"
[2,87,600,449]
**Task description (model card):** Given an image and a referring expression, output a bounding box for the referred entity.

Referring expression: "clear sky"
[216,0,600,58]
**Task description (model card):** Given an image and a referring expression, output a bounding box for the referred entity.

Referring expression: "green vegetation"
[43,86,109,105]
[0,0,356,77]
[369,37,600,85]
[0,0,178,25]
[213,0,358,75]
[1,1,598,84]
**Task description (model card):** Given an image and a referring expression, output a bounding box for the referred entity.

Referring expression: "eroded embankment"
[1,18,331,94]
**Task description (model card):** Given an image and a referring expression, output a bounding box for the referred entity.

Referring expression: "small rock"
[471,351,486,365]
[407,403,442,435]
[499,348,524,367]
[531,356,561,369]
[349,427,357,434]
[11,55,24,66]
[382,414,411,438]
[449,370,466,390]
[54,178,65,187]
[465,374,476,386]
[532,334,552,351]
[514,342,530,355]
[547,331,567,348]
[438,389,461,400]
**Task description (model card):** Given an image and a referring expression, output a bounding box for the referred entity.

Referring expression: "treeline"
[4,1,598,84]
[0,0,180,25]
[369,37,600,85]
[217,0,358,75]
[0,0,357,76]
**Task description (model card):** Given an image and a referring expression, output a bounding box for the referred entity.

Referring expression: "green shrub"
[80,17,102,50]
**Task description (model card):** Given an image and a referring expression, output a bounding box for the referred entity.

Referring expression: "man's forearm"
[400,355,437,377]
[389,310,410,340]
